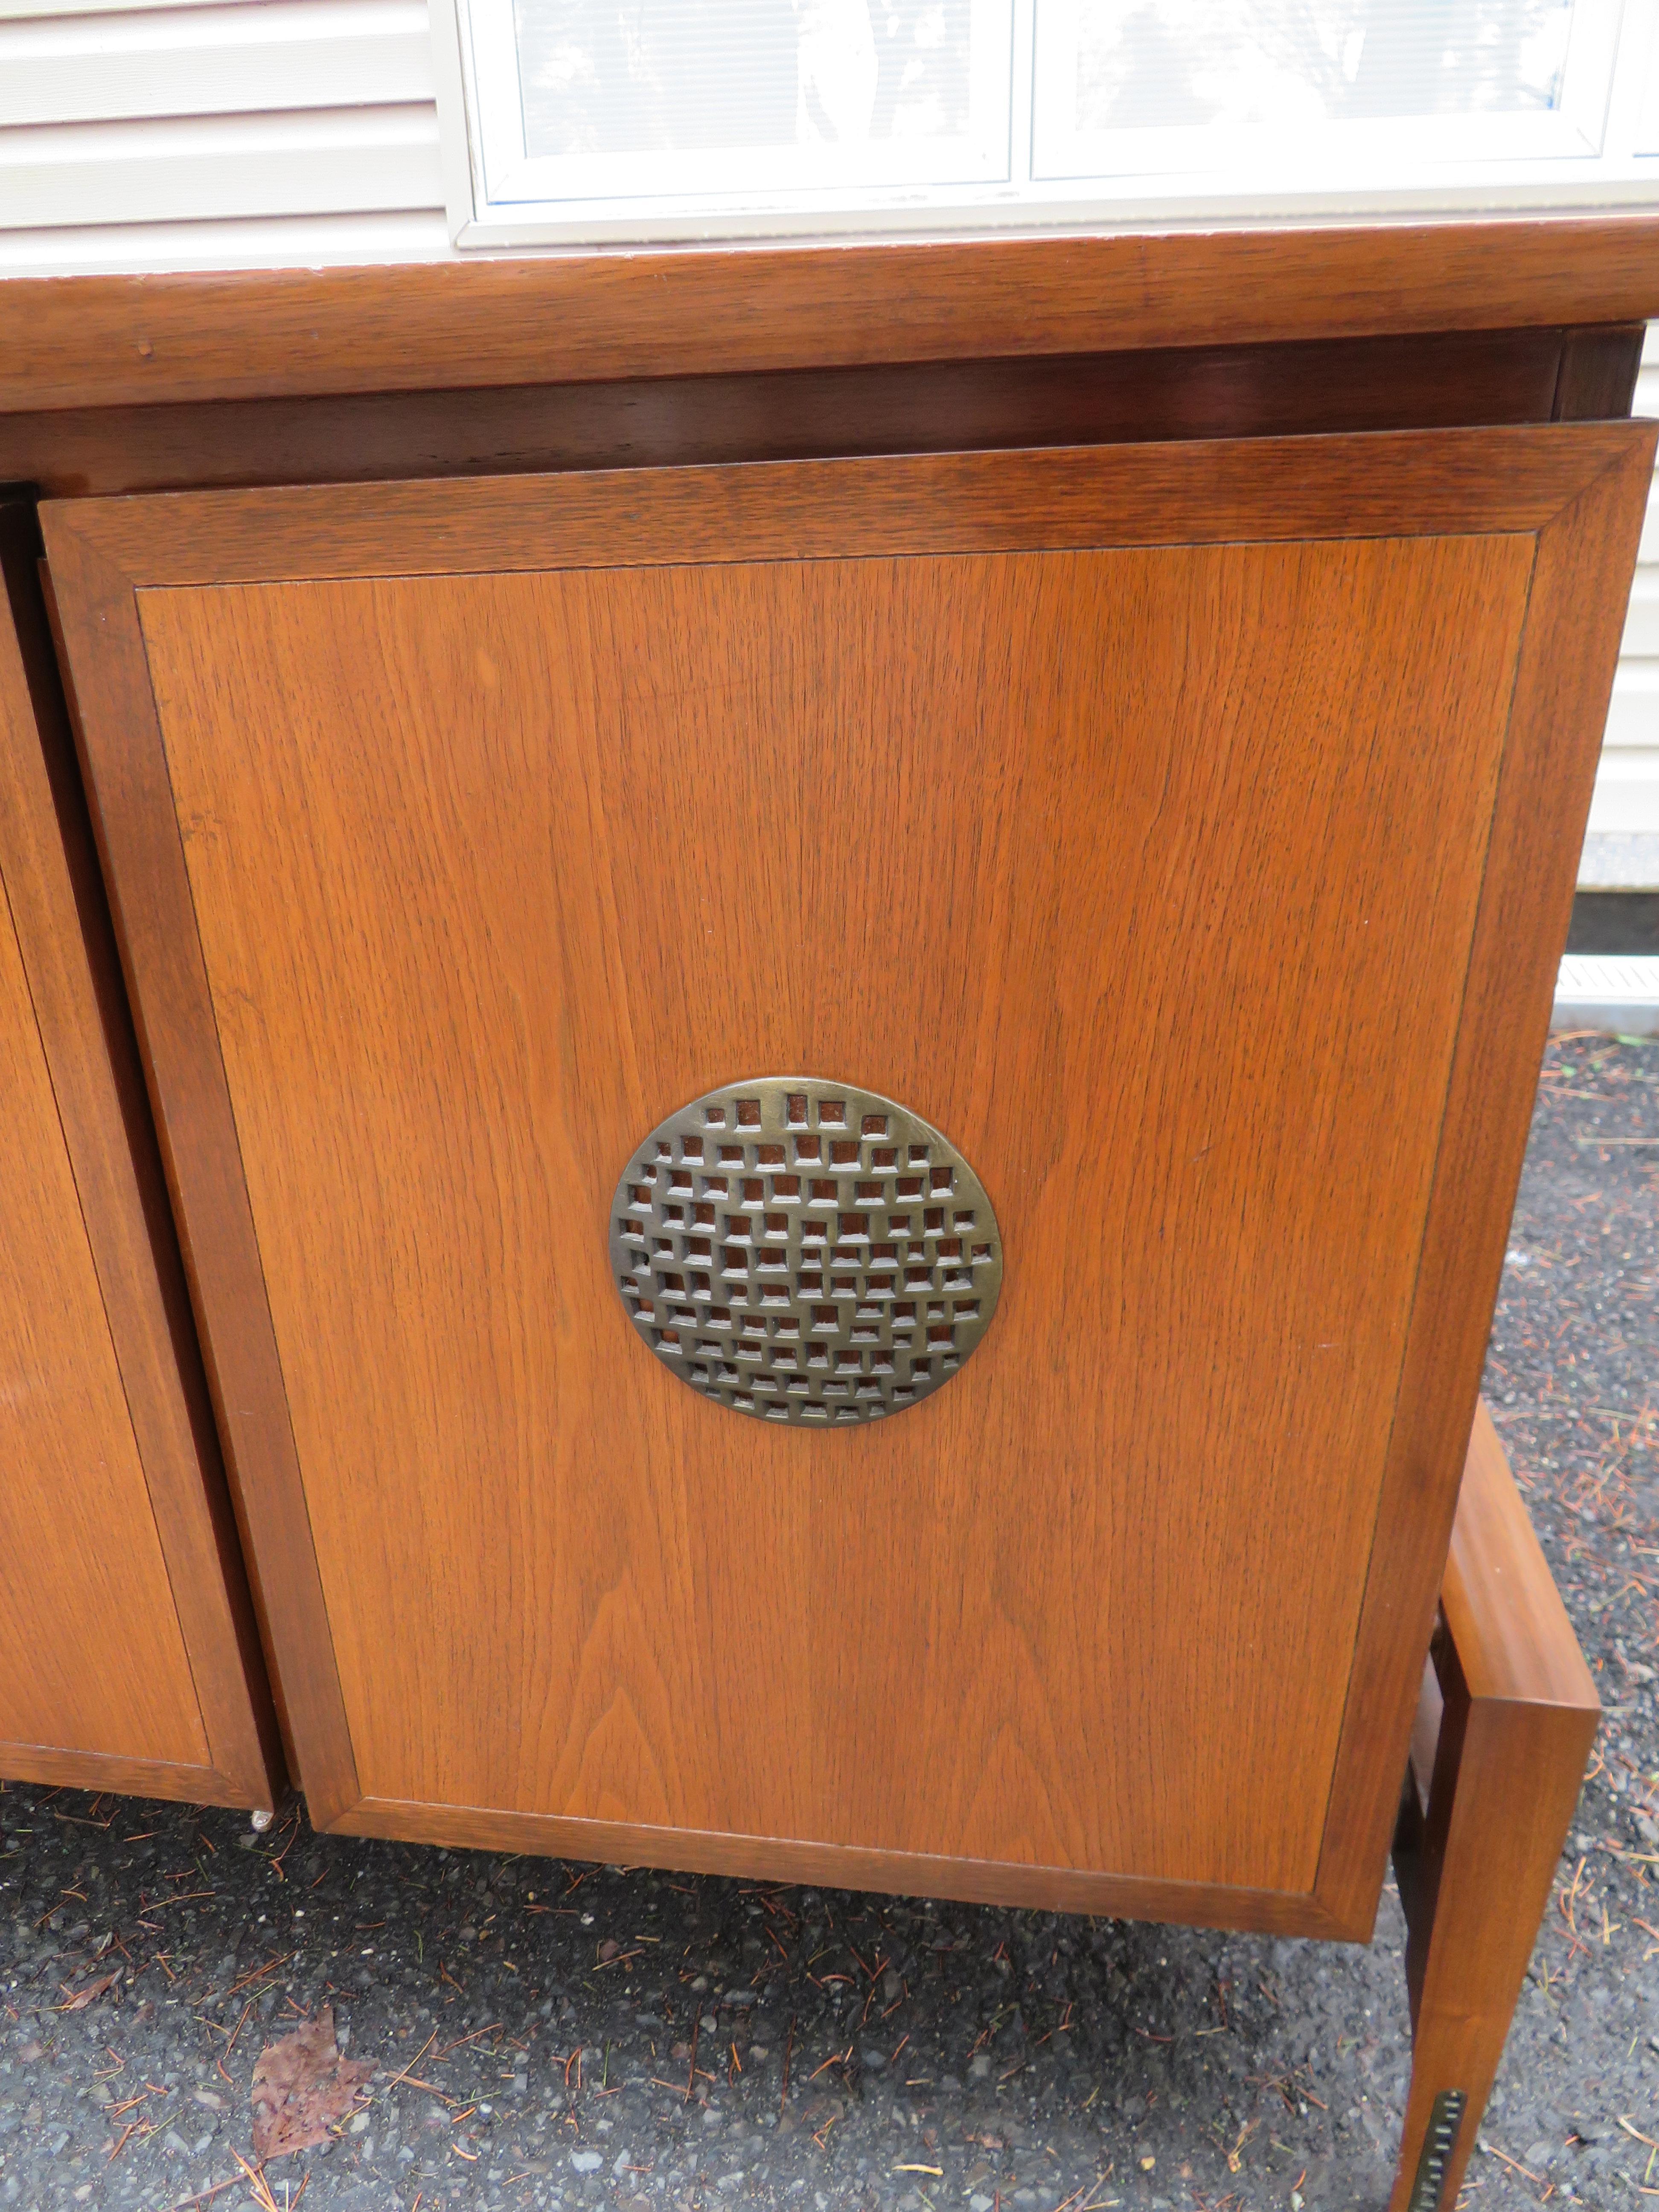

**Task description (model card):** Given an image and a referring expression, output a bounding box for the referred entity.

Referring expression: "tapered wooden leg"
[1387,1405,1599,2211]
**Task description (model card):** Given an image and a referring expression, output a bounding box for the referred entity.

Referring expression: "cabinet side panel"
[1312,430,1656,1932]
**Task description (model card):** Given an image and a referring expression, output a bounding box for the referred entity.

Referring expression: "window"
[430,0,1659,244]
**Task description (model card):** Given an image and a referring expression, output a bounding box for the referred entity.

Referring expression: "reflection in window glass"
[1067,0,1575,134]
[513,0,976,158]
[453,0,1651,239]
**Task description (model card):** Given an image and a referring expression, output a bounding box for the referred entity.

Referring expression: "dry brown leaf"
[57,1970,120,2011]
[250,2005,374,2160]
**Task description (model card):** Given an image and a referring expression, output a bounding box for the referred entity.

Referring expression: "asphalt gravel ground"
[1,1034,1655,2212]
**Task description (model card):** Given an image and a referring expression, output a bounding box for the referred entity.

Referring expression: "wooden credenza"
[2,221,1656,2208]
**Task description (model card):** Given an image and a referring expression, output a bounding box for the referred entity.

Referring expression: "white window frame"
[431,0,1659,249]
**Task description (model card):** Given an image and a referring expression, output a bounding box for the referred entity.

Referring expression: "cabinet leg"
[1389,1647,1572,2204]
[1386,1404,1598,2211]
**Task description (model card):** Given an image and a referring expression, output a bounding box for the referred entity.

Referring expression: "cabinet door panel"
[0,865,206,1767]
[43,427,1653,1928]
[0,502,282,1808]
[136,541,1518,1890]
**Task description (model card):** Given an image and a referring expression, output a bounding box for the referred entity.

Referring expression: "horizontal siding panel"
[0,107,441,227]
[1587,755,1659,836]
[1599,325,1659,842]
[2,38,433,129]
[0,1,431,127]
[0,0,445,256]
[0,0,240,15]
[1606,661,1659,748]
[0,204,447,267]
[1,0,416,41]
[1624,571,1659,657]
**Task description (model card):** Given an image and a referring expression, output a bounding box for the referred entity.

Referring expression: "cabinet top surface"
[2,214,1658,419]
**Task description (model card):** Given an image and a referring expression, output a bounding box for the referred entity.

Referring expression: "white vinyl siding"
[0,0,1653,871]
[1594,322,1659,844]
[0,0,450,269]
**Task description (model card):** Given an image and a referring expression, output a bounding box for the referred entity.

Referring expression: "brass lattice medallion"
[608,1079,1003,1425]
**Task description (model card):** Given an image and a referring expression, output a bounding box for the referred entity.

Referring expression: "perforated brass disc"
[609,1078,1003,1425]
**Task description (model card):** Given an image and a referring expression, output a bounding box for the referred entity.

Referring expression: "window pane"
[513,0,980,159]
[1051,0,1575,137]
[460,0,1644,234]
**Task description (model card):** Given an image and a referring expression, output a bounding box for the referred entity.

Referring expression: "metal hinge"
[1408,2089,1467,2212]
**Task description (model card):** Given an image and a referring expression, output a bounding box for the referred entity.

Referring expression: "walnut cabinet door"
[43,427,1653,1934]
[0,500,282,1810]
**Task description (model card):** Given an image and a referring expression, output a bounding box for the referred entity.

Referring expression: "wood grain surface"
[5,220,1659,414]
[43,425,1652,1921]
[0,501,282,1807]
[1443,1402,1600,1713]
[0,327,1580,502]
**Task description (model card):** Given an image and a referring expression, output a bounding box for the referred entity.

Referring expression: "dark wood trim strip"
[0,328,1574,502]
[1551,325,1647,423]
[38,520,360,1826]
[47,422,1636,588]
[1311,427,1656,1930]
[332,1796,1350,1938]
[3,219,1659,415]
